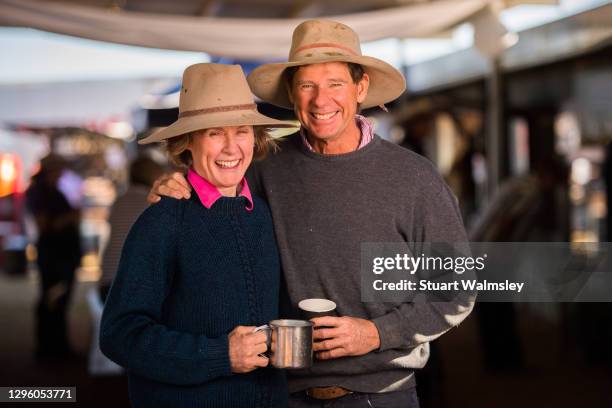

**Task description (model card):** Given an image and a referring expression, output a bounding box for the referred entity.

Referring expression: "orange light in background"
[0,154,21,197]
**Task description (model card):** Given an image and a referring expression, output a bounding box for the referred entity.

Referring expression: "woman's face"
[188,125,255,196]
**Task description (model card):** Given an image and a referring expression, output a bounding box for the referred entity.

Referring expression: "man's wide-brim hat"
[247,19,406,110]
[139,63,295,144]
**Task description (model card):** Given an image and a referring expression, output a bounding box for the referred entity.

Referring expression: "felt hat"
[247,19,406,109]
[139,63,295,144]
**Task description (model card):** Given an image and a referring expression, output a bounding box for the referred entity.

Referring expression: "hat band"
[292,42,359,58]
[179,103,257,118]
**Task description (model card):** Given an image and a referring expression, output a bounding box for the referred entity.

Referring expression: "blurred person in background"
[87,155,165,376]
[98,155,165,302]
[25,154,82,361]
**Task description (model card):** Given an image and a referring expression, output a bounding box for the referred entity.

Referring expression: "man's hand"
[228,326,269,373]
[147,172,192,203]
[311,316,380,360]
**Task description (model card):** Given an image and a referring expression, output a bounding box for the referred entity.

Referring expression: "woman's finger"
[254,355,269,368]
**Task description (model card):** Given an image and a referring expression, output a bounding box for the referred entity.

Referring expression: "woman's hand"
[147,172,192,203]
[228,326,269,373]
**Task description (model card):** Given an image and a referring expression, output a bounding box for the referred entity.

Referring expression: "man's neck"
[308,123,361,155]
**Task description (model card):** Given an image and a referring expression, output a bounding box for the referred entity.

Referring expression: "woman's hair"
[165,126,276,168]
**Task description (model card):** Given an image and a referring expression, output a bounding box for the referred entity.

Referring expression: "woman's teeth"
[216,160,240,169]
[312,112,337,120]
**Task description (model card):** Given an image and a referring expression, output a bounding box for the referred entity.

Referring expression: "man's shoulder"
[375,136,440,177]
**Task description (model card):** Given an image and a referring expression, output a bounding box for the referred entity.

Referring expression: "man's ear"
[356,73,370,104]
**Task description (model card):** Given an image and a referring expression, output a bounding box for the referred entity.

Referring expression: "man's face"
[288,62,369,143]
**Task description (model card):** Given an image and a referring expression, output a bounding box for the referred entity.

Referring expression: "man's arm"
[372,181,476,351]
[313,180,475,359]
[312,316,380,359]
[147,161,265,204]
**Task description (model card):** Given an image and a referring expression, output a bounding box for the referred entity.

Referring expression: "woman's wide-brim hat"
[247,19,406,110]
[139,63,296,144]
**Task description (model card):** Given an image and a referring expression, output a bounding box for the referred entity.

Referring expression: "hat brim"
[247,55,406,110]
[138,109,297,144]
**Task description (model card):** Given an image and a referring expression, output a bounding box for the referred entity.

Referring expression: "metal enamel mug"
[255,319,313,369]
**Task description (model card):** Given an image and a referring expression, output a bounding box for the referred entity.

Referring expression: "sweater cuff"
[203,334,232,379]
[372,311,411,352]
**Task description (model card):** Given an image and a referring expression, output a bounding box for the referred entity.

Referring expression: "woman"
[100,64,294,407]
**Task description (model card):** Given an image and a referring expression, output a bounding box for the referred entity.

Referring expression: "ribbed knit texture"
[248,132,474,394]
[100,193,287,408]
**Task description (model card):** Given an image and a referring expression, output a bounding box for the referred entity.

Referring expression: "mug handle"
[254,325,271,357]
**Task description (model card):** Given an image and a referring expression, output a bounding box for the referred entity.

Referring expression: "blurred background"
[0,0,611,406]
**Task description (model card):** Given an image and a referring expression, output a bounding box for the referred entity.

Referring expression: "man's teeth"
[313,112,337,120]
[216,160,240,168]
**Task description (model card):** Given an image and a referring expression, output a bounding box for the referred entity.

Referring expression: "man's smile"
[310,111,339,121]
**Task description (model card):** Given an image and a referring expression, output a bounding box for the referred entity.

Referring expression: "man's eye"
[300,84,314,90]
[330,82,343,88]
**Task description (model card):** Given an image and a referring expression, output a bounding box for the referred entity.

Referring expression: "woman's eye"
[300,84,314,90]
[330,82,342,88]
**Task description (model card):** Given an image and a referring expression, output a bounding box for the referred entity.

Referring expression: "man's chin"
[307,129,340,142]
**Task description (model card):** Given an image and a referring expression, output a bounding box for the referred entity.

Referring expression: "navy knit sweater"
[100,193,286,408]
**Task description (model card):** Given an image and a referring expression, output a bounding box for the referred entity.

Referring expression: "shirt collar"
[187,168,253,212]
[299,114,374,152]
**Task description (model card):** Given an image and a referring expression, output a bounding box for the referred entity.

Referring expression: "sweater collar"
[187,168,253,211]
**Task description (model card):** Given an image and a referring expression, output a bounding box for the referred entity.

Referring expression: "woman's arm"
[99,198,234,385]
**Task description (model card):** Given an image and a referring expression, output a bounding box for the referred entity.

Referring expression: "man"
[150,20,474,408]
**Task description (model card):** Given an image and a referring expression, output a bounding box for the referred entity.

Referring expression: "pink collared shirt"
[300,114,374,152]
[187,168,254,211]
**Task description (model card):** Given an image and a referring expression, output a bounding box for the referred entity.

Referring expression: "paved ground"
[0,270,610,407]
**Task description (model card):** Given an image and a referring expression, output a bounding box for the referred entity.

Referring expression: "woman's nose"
[222,133,239,152]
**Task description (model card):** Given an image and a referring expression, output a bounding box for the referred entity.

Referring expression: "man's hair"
[282,62,365,89]
[165,127,276,168]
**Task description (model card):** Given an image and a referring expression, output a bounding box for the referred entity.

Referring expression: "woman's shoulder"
[130,196,184,235]
[251,195,272,215]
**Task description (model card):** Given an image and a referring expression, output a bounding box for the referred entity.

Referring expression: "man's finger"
[312,338,343,352]
[158,185,185,200]
[310,316,342,328]
[171,172,191,190]
[312,327,341,341]
[147,192,161,204]
[147,180,162,203]
[316,347,346,360]
[167,178,189,196]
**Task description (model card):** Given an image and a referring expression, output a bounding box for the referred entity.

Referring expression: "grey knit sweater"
[248,132,474,393]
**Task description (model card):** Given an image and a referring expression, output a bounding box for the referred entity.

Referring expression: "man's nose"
[311,87,330,107]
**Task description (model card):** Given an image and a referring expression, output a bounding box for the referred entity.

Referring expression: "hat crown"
[179,63,255,113]
[289,20,362,62]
